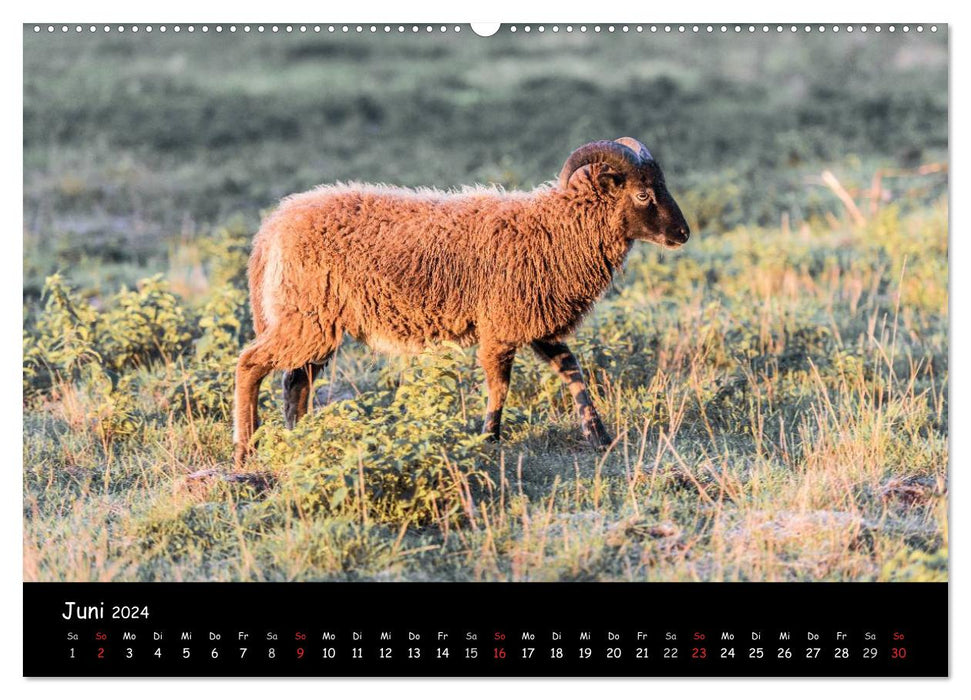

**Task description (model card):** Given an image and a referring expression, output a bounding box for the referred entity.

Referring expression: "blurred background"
[23,27,947,300]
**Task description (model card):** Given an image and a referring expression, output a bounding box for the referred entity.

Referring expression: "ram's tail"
[247,233,270,337]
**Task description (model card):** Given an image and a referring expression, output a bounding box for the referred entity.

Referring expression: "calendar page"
[22,21,948,677]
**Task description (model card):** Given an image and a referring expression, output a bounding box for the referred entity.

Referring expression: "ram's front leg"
[478,336,517,441]
[531,339,612,449]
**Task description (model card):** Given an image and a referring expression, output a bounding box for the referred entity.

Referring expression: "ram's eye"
[635,191,650,203]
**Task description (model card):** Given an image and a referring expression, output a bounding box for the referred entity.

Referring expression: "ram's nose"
[672,224,690,244]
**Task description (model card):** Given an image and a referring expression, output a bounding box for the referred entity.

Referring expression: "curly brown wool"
[234,138,690,467]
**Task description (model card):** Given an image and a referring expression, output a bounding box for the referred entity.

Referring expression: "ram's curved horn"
[558,140,642,189]
[613,136,653,164]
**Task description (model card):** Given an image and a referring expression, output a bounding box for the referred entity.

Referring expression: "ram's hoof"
[591,435,614,451]
[233,444,251,470]
[582,423,613,450]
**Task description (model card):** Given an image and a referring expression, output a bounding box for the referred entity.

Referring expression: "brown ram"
[234,138,689,466]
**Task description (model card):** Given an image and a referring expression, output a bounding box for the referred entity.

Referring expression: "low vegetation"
[23,201,948,582]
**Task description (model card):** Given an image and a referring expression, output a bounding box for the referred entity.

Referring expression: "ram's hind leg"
[282,364,320,429]
[233,339,276,468]
[531,339,612,449]
[282,351,334,429]
[478,337,517,441]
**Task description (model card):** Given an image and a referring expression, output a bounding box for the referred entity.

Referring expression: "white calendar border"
[3,0,962,696]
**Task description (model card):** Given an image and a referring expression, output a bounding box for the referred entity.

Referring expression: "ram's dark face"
[622,163,690,249]
[559,138,690,250]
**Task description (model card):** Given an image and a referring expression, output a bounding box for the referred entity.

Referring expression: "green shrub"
[23,274,102,395]
[87,365,142,455]
[24,274,193,387]
[98,275,193,371]
[171,286,250,420]
[259,350,492,526]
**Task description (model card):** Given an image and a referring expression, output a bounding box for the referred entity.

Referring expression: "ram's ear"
[594,164,626,192]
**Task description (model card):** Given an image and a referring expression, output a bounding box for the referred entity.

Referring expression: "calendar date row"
[67,642,911,663]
